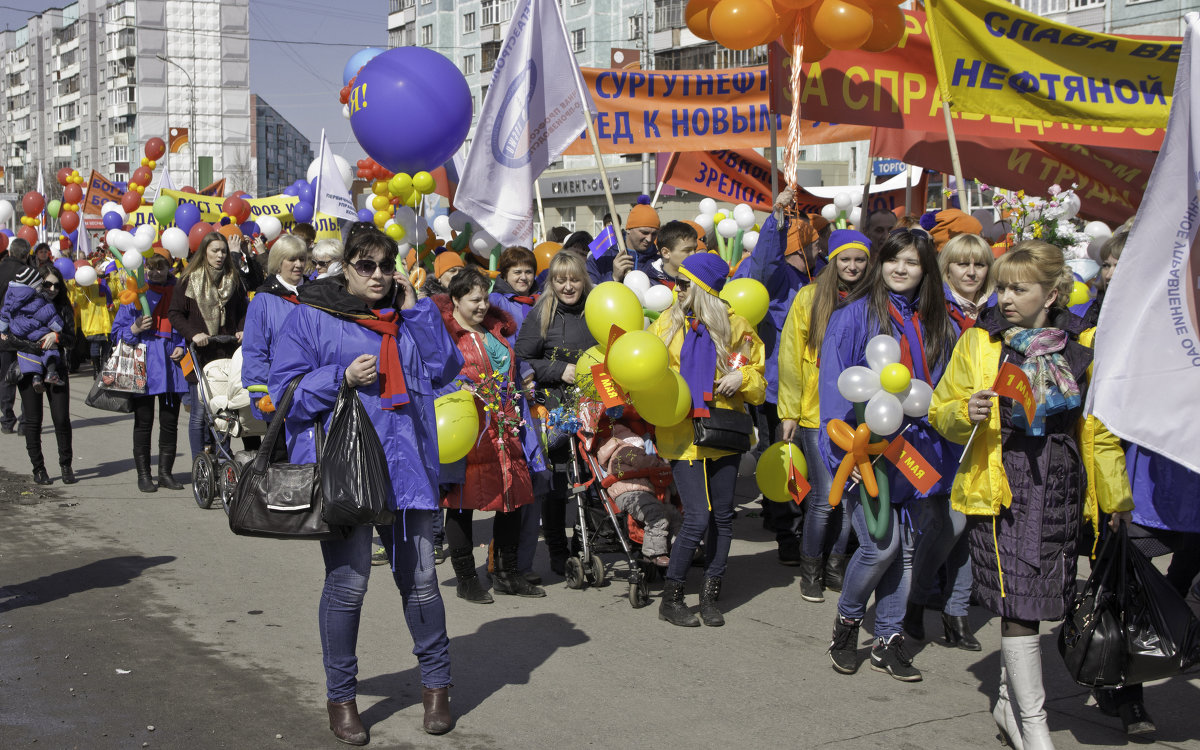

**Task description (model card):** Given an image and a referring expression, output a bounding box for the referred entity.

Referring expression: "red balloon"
[181,186,198,194]
[56,167,73,187]
[121,190,143,213]
[188,222,214,252]
[63,183,83,205]
[59,236,71,251]
[60,210,80,234]
[131,166,154,187]
[221,196,245,217]
[144,137,167,161]
[22,191,45,217]
[0,234,8,253]
[17,225,38,246]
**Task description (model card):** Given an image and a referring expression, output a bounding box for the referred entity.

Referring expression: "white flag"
[75,222,91,259]
[36,164,46,244]
[1090,13,1200,473]
[156,163,178,194]
[454,0,595,248]
[314,129,357,223]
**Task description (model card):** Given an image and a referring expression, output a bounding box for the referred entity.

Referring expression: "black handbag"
[1058,524,1200,687]
[320,380,395,527]
[4,359,20,385]
[227,375,349,541]
[85,374,135,413]
[692,406,755,453]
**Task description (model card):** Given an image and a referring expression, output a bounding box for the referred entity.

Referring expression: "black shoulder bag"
[692,406,755,454]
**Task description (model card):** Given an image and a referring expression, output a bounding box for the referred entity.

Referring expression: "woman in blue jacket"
[819,228,959,682]
[111,254,189,492]
[241,234,307,423]
[268,225,464,743]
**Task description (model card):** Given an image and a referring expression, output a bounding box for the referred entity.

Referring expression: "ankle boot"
[658,580,700,627]
[421,686,452,735]
[449,549,493,604]
[902,602,925,640]
[134,450,157,493]
[1002,635,1056,750]
[157,452,184,490]
[699,576,725,627]
[798,555,825,603]
[994,663,1025,750]
[493,546,545,598]
[326,699,368,746]
[824,553,849,592]
[942,612,981,651]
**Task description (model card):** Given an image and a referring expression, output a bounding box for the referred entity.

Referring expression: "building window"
[628,14,642,40]
[112,145,128,162]
[388,28,403,47]
[463,54,475,75]
[463,11,476,33]
[571,28,586,53]
[420,24,433,46]
[1070,0,1103,6]
[481,40,500,72]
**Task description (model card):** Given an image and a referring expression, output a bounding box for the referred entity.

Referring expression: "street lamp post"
[156,54,195,188]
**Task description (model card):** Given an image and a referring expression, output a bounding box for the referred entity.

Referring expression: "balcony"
[481,0,516,28]
[655,0,685,31]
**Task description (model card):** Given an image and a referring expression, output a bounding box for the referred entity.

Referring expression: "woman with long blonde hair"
[651,252,765,628]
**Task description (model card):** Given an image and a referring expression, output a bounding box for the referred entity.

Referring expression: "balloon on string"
[121,190,142,213]
[607,330,670,391]
[292,201,315,224]
[643,284,674,313]
[694,213,715,234]
[122,248,144,270]
[74,264,97,287]
[134,225,157,252]
[56,167,73,186]
[812,0,874,50]
[130,166,153,187]
[433,215,453,239]
[342,47,385,86]
[188,222,214,252]
[756,440,809,503]
[742,230,760,252]
[16,225,38,246]
[629,370,692,427]
[258,215,283,241]
[59,210,79,234]
[685,0,720,40]
[710,0,777,51]
[306,153,355,191]
[862,3,905,52]
[22,192,44,217]
[0,200,13,224]
[144,137,167,161]
[175,203,201,232]
[865,334,901,371]
[717,217,739,239]
[153,194,178,226]
[161,227,189,259]
[357,208,375,223]
[585,282,645,348]
[1068,281,1090,307]
[732,203,756,230]
[53,257,76,280]
[101,201,123,219]
[820,204,839,223]
[296,182,315,204]
[719,278,769,325]
[47,200,61,219]
[434,389,480,463]
[239,221,261,237]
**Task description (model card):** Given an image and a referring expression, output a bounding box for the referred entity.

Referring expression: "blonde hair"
[992,240,1074,308]
[311,238,344,263]
[267,234,308,276]
[938,233,995,299]
[1100,228,1128,263]
[532,251,593,338]
[659,283,734,376]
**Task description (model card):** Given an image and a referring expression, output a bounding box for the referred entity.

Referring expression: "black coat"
[0,256,27,306]
[167,272,248,381]
[514,299,596,407]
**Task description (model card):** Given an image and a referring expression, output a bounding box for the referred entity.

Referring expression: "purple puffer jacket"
[0,283,63,341]
[488,277,536,382]
[966,305,1094,623]
[111,283,188,396]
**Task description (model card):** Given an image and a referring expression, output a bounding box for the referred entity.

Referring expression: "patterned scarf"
[185,268,236,336]
[1002,327,1081,436]
[680,315,716,418]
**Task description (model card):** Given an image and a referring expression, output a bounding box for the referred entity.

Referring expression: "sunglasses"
[42,282,61,289]
[676,277,691,292]
[351,258,396,277]
[313,259,331,268]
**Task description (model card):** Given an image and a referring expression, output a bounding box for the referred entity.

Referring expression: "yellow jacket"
[650,311,767,461]
[928,326,1132,540]
[70,281,116,338]
[777,283,819,427]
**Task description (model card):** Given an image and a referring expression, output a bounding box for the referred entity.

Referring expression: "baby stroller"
[188,338,266,511]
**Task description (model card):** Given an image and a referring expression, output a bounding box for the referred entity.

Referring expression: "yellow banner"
[928,0,1178,129]
[128,190,341,239]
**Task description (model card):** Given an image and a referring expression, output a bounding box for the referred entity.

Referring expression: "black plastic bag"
[1059,524,1200,687]
[85,374,135,413]
[320,380,395,527]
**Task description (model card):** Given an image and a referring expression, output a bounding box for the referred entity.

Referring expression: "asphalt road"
[2,376,1199,750]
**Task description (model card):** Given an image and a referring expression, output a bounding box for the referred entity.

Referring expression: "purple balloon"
[297,183,315,204]
[282,186,299,197]
[53,257,76,280]
[292,201,315,224]
[103,211,124,230]
[356,208,375,223]
[349,47,471,174]
[0,228,13,238]
[175,203,201,232]
[239,221,261,236]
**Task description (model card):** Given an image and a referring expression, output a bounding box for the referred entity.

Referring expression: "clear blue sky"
[0,0,389,161]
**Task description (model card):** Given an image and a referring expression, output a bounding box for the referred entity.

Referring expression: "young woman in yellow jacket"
[69,271,116,373]
[650,252,766,628]
[778,230,869,602]
[929,241,1132,750]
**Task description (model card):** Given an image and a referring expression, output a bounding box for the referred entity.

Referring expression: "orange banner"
[590,364,628,410]
[882,435,942,495]
[83,170,123,215]
[994,361,1036,427]
[788,457,811,505]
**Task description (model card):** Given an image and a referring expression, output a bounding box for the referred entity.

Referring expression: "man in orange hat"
[587,196,660,284]
[930,208,983,251]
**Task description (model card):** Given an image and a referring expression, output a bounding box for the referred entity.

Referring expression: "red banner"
[994,361,1036,427]
[882,435,942,495]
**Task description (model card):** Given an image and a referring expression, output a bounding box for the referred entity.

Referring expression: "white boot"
[993,662,1025,749]
[1002,635,1056,750]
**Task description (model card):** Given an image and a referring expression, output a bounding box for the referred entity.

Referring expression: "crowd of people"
[2,190,1199,748]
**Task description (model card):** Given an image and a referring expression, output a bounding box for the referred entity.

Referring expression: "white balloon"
[623,269,651,293]
[0,200,13,223]
[74,265,97,287]
[415,216,428,238]
[258,215,283,241]
[1067,257,1100,283]
[1083,220,1111,240]
[122,248,144,270]
[471,232,497,257]
[342,104,351,120]
[114,230,136,253]
[837,365,881,403]
[394,206,417,233]
[448,210,470,232]
[101,202,125,221]
[133,224,156,252]
[161,227,189,258]
[717,217,739,239]
[306,153,355,191]
[698,197,718,216]
[865,390,904,436]
[105,228,123,249]
[742,231,759,252]
[833,192,854,212]
[398,242,413,255]
[849,207,862,227]
[850,191,863,207]
[733,203,756,230]
[901,379,933,418]
[643,284,674,313]
[432,215,453,238]
[1061,192,1081,219]
[821,204,839,223]
[694,213,715,234]
[51,248,62,259]
[865,335,902,371]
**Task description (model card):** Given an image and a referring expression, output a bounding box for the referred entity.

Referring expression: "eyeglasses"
[351,258,396,277]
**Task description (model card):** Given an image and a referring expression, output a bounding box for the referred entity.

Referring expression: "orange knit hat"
[434,251,465,278]
[786,218,818,256]
[626,196,660,230]
[931,209,984,250]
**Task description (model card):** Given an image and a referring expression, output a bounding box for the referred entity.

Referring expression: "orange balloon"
[217,223,243,241]
[763,9,798,46]
[861,3,905,52]
[774,0,818,8]
[711,0,778,51]
[801,11,831,62]
[533,241,561,274]
[685,0,720,40]
[812,0,873,50]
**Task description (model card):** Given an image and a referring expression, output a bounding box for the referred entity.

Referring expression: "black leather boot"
[903,602,926,641]
[134,451,157,493]
[941,612,981,651]
[824,553,849,592]
[449,548,493,604]
[157,452,184,490]
[493,546,546,597]
[798,555,825,603]
[658,580,700,627]
[699,576,725,627]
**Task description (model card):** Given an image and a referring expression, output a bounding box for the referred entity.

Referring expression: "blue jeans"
[799,426,850,558]
[187,382,207,459]
[319,512,450,702]
[837,495,915,638]
[665,455,740,583]
[909,495,973,617]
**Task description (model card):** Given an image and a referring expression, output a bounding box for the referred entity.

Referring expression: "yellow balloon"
[576,345,603,379]
[435,390,479,463]
[719,277,769,325]
[607,330,670,391]
[389,173,413,198]
[756,441,809,503]
[373,210,391,228]
[386,223,406,241]
[412,171,436,195]
[371,194,390,212]
[372,179,390,196]
[629,370,692,427]
[584,281,645,350]
[1068,280,1090,307]
[879,363,911,395]
[713,212,727,225]
[405,190,421,208]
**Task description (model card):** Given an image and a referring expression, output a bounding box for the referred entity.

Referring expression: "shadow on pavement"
[356,612,589,729]
[71,455,136,480]
[0,554,175,613]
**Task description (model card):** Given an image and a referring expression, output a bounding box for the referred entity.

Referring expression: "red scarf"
[511,294,537,305]
[149,283,175,338]
[351,311,410,409]
[946,302,976,333]
[887,302,931,382]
